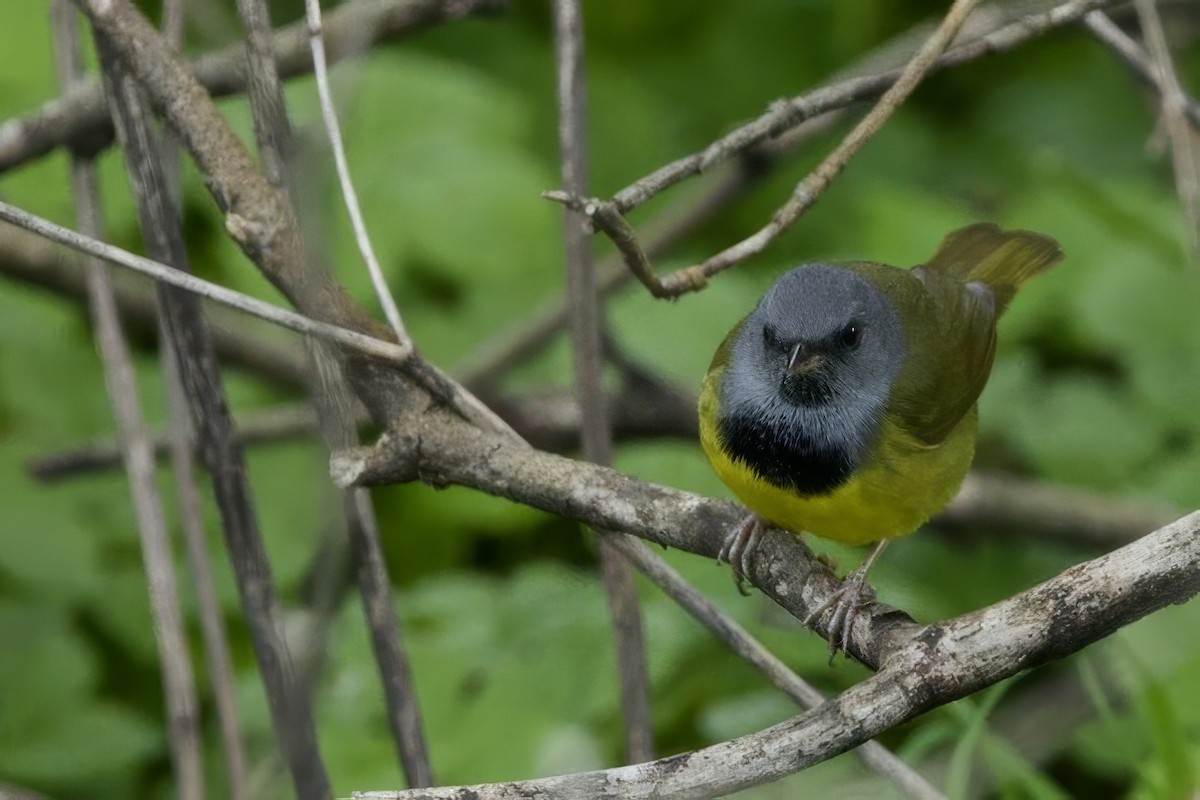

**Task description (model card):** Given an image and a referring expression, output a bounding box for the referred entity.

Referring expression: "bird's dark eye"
[762,324,780,349]
[839,320,862,349]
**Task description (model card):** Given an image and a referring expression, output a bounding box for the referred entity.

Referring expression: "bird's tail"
[924,222,1063,312]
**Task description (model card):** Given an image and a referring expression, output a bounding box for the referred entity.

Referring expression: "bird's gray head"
[718,264,907,494]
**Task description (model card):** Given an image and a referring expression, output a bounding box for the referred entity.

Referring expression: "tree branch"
[51,6,204,798]
[0,0,507,173]
[0,223,310,387]
[552,0,654,763]
[545,0,1116,299]
[354,511,1200,798]
[93,32,333,799]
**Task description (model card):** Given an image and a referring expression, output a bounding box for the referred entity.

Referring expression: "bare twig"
[550,0,983,297]
[1132,0,1200,259]
[552,0,654,763]
[94,34,332,800]
[354,510,1200,798]
[1083,11,1200,130]
[0,201,411,364]
[545,0,1113,300]
[0,0,507,173]
[51,7,204,799]
[162,343,251,800]
[305,0,408,340]
[605,0,1111,215]
[0,225,308,386]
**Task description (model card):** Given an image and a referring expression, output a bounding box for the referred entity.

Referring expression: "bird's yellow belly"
[700,396,975,546]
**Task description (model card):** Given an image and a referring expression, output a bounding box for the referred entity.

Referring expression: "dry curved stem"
[305,0,408,341]
[0,0,507,173]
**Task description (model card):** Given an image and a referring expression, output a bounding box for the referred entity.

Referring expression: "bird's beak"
[787,343,824,375]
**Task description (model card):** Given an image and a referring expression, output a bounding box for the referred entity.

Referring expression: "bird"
[698,222,1063,651]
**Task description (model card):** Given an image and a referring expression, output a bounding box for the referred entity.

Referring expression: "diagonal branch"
[333,412,924,669]
[354,511,1200,799]
[0,202,410,364]
[0,223,309,386]
[607,0,1114,216]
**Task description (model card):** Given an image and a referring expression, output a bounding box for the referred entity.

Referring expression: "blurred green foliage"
[1,0,1198,798]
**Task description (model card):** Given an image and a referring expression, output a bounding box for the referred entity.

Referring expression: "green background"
[1,1,1198,797]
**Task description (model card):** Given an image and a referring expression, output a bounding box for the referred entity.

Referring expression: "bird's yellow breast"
[699,368,975,546]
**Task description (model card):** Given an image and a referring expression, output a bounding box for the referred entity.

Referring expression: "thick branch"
[356,512,1200,798]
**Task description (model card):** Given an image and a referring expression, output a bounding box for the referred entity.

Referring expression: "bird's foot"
[804,539,889,661]
[804,564,877,661]
[717,514,764,596]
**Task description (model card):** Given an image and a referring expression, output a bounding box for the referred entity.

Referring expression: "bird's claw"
[804,564,877,662]
[718,515,764,596]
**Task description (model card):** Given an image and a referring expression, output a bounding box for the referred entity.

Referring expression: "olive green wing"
[881,223,1063,446]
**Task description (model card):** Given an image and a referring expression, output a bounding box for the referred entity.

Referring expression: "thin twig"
[545,0,1111,298]
[1131,0,1200,259]
[0,225,308,385]
[606,0,1112,215]
[0,0,507,173]
[305,0,408,340]
[94,34,333,800]
[552,0,655,763]
[50,5,204,799]
[162,342,251,800]
[552,0,983,298]
[1083,11,1200,130]
[0,201,411,364]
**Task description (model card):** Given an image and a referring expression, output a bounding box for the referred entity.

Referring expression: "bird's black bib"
[717,410,855,496]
